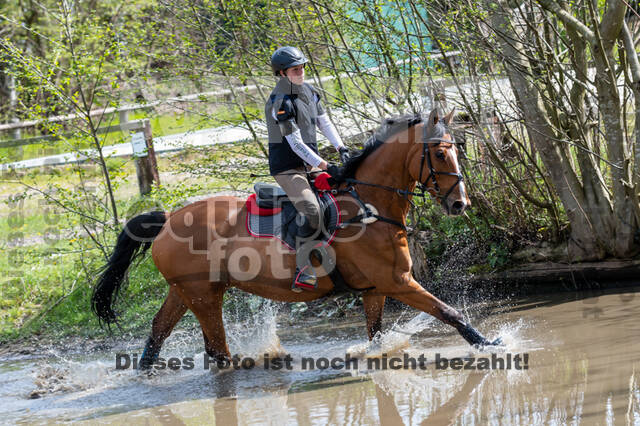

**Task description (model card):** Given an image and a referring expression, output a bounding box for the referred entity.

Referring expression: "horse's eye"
[436,151,445,160]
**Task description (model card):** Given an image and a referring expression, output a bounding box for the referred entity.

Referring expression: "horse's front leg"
[390,278,501,347]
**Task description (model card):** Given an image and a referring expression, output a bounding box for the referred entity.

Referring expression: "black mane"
[340,114,423,178]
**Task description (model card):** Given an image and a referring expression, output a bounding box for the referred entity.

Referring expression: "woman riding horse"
[92,107,501,370]
[266,46,349,291]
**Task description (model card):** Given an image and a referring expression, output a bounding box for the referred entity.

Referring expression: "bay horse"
[92,108,501,369]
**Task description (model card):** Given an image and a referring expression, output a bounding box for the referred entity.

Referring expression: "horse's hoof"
[482,337,504,348]
[473,337,504,350]
[137,366,157,376]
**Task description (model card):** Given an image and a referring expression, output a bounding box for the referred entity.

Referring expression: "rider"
[265,46,350,292]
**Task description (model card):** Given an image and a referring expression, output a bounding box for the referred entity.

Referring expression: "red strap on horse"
[314,172,332,191]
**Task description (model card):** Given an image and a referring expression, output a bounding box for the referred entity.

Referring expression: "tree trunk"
[588,0,637,257]
[408,231,429,280]
[492,3,606,260]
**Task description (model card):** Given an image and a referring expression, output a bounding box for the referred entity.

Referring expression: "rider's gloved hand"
[326,163,342,179]
[339,146,350,164]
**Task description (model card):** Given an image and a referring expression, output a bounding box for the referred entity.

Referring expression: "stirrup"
[292,265,317,292]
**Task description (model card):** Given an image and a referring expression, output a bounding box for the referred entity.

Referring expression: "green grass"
[0,238,173,342]
[0,239,99,340]
[0,208,74,244]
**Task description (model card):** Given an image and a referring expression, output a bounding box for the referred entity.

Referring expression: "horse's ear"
[444,108,456,125]
[427,108,439,127]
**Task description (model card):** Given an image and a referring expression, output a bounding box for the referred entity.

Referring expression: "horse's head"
[408,108,470,215]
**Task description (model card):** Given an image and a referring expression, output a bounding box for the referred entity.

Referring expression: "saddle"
[246,182,340,251]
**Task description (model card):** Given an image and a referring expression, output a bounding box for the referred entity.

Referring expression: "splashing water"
[30,354,137,399]
[489,317,539,353]
[5,291,632,425]
[224,295,286,363]
[347,312,437,358]
[27,297,289,396]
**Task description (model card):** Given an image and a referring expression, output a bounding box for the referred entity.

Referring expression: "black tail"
[91,211,167,325]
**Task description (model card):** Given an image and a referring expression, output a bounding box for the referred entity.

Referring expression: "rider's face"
[283,65,305,85]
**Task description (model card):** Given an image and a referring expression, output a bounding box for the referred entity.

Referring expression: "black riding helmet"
[271,46,308,75]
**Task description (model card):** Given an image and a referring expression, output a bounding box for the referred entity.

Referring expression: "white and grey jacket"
[265,78,344,175]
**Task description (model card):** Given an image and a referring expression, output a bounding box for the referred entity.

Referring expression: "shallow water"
[1,288,640,425]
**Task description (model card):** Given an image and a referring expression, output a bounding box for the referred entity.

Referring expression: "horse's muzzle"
[448,200,467,216]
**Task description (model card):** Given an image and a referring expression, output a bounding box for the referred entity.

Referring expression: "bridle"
[416,122,464,207]
[332,120,466,231]
[341,121,465,202]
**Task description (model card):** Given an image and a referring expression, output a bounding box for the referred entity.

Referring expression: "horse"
[91,108,502,370]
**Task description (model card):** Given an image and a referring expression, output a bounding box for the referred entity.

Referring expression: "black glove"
[326,163,342,178]
[339,146,351,164]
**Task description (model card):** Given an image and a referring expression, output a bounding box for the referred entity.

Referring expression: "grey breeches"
[273,166,322,230]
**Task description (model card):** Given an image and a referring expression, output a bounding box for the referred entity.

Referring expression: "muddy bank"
[475,259,640,295]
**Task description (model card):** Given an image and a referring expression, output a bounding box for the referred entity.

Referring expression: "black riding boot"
[292,215,321,292]
[293,242,333,292]
[293,261,317,291]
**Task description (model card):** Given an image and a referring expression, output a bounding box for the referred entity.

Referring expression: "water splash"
[347,312,436,358]
[224,294,286,363]
[479,317,540,354]
[30,364,78,397]
[30,355,135,399]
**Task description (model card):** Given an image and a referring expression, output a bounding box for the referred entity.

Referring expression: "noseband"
[417,123,464,206]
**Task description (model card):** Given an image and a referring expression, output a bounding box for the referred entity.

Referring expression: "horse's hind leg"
[363,293,386,340]
[140,285,188,369]
[179,282,231,364]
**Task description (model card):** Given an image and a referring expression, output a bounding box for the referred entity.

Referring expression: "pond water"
[1,288,639,425]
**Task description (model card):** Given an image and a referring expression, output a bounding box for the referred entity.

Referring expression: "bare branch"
[622,20,640,85]
[536,0,596,44]
[599,0,628,43]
